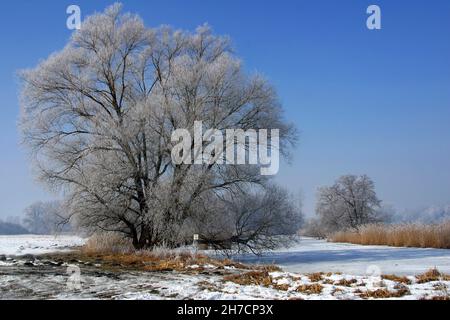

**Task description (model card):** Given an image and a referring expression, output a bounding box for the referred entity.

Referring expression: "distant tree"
[4,216,22,225]
[391,205,450,224]
[376,204,395,224]
[301,218,327,239]
[316,175,383,233]
[22,201,71,235]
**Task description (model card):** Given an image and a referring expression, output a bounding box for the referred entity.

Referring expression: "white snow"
[2,262,448,300]
[0,235,85,256]
[236,237,450,276]
[1,235,449,299]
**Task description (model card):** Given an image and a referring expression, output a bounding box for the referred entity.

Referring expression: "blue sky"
[1,0,450,218]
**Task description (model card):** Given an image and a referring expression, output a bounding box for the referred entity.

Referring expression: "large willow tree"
[20,4,298,250]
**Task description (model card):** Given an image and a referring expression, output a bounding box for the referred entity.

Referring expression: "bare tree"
[190,185,303,254]
[316,175,382,233]
[20,4,297,249]
[301,218,327,239]
[23,201,71,235]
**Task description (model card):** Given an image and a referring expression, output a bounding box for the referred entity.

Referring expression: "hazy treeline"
[0,201,74,235]
[390,205,450,224]
[0,219,30,235]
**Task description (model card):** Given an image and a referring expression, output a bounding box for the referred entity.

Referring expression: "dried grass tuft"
[295,283,324,295]
[381,274,412,285]
[416,268,450,284]
[335,278,358,287]
[359,287,410,299]
[223,271,273,286]
[307,272,324,282]
[82,233,134,254]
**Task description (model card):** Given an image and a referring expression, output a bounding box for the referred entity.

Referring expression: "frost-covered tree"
[23,201,71,235]
[20,4,297,249]
[316,175,383,233]
[189,184,303,254]
[301,218,328,239]
[391,205,450,224]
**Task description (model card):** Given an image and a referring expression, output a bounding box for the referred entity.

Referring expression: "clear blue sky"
[1,0,450,218]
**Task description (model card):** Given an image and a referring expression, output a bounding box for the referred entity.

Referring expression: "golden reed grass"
[330,221,450,249]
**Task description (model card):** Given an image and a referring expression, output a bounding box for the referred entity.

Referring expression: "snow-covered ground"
[1,235,449,300]
[0,235,85,256]
[1,257,449,300]
[3,235,448,277]
[237,237,450,276]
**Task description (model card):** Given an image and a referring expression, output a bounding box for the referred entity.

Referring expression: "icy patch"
[237,237,450,276]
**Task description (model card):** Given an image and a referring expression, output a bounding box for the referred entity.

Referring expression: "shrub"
[295,283,324,295]
[359,287,410,299]
[82,233,134,254]
[416,268,450,283]
[223,271,273,286]
[381,274,412,285]
[335,278,358,287]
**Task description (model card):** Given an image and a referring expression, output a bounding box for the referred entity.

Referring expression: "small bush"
[335,278,358,287]
[224,271,272,286]
[82,233,134,254]
[273,283,290,291]
[416,268,450,283]
[296,283,324,295]
[381,274,412,285]
[307,272,324,282]
[359,287,410,299]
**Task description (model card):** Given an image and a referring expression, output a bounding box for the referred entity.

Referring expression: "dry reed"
[330,221,450,249]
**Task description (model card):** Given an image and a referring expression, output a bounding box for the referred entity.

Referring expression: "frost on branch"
[19,4,299,251]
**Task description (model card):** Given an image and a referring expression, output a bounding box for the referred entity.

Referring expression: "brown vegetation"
[335,278,358,287]
[79,234,261,273]
[359,287,411,299]
[416,268,450,284]
[381,274,412,285]
[330,222,450,249]
[307,272,325,282]
[82,233,135,254]
[273,283,291,291]
[295,283,324,295]
[223,271,273,286]
[428,295,450,300]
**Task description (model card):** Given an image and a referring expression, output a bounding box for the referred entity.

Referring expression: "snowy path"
[237,237,450,276]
